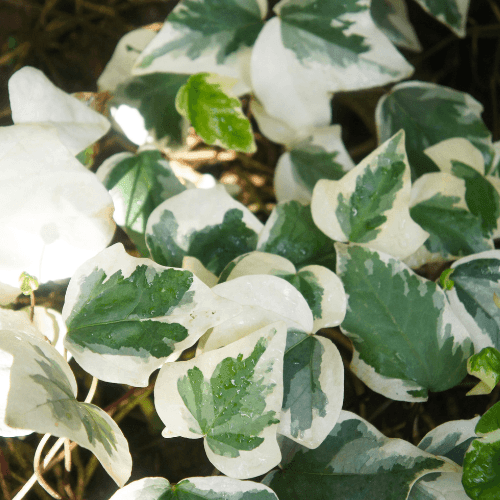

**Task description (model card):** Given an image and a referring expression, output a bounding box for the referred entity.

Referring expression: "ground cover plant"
[1,0,500,499]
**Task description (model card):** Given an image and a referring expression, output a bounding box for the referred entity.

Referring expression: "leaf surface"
[263,410,454,500]
[336,243,473,401]
[376,81,494,179]
[312,131,428,259]
[467,347,500,395]
[279,330,343,448]
[413,0,470,37]
[146,186,263,275]
[155,322,286,479]
[63,244,237,386]
[445,250,500,352]
[1,330,131,486]
[257,201,337,272]
[175,73,255,152]
[109,476,278,500]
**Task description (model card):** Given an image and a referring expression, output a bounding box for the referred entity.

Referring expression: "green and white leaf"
[257,201,337,272]
[109,476,278,500]
[146,185,263,275]
[424,138,500,237]
[444,250,500,351]
[97,28,156,93]
[279,330,343,448]
[155,321,286,479]
[0,124,115,290]
[376,81,494,179]
[251,0,413,132]
[311,131,429,260]
[336,243,473,402]
[408,472,470,500]
[370,0,421,52]
[0,329,132,486]
[97,149,186,255]
[462,402,500,500]
[63,243,239,386]
[133,0,267,96]
[200,274,313,352]
[467,347,500,395]
[175,73,256,153]
[274,125,355,204]
[408,173,493,264]
[8,67,110,155]
[111,73,190,147]
[418,417,480,466]
[263,410,456,499]
[218,252,346,331]
[413,0,470,37]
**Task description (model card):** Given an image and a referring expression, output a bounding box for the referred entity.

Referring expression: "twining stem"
[33,435,62,499]
[63,440,71,473]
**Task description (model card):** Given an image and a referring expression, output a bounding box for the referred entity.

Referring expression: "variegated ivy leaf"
[62,243,239,387]
[370,0,421,52]
[280,330,343,448]
[418,417,480,467]
[413,0,470,37]
[219,252,347,332]
[175,73,256,153]
[376,81,494,179]
[200,274,313,352]
[251,0,413,132]
[467,347,500,395]
[97,149,186,256]
[444,250,500,352]
[462,402,500,500]
[146,185,263,275]
[0,124,115,291]
[257,201,337,272]
[408,472,470,500]
[424,138,500,238]
[274,125,355,204]
[0,329,132,486]
[109,476,278,500]
[336,243,473,402]
[8,67,110,155]
[263,410,456,499]
[133,0,267,95]
[97,28,156,93]
[111,73,190,147]
[408,173,493,262]
[155,321,286,479]
[311,131,429,260]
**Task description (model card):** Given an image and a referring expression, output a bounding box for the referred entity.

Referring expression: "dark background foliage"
[0,1,499,499]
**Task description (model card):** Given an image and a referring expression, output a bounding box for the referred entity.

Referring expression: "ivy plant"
[2,0,500,500]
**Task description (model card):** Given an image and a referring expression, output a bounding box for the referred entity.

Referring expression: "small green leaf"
[462,402,500,499]
[413,0,469,37]
[440,268,455,291]
[19,272,38,296]
[175,73,255,153]
[467,347,500,395]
